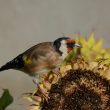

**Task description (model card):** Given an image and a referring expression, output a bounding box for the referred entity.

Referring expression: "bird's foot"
[32,78,49,102]
[37,85,49,102]
[52,67,62,77]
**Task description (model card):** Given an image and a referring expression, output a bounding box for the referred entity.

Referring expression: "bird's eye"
[67,43,74,47]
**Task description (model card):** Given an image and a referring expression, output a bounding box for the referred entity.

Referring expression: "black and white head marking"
[59,39,68,59]
[53,37,69,59]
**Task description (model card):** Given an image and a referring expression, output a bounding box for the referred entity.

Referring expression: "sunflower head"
[24,33,110,110]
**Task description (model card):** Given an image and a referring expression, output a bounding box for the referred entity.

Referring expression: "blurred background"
[0,0,110,109]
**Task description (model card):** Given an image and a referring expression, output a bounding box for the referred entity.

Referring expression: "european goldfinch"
[0,37,80,98]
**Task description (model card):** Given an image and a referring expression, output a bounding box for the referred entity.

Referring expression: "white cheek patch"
[59,40,68,59]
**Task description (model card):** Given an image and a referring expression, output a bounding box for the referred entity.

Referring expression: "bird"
[0,37,81,98]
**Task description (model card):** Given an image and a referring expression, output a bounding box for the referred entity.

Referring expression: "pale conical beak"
[74,43,82,48]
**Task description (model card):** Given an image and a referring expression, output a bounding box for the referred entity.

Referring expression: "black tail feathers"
[0,63,12,72]
[0,53,24,72]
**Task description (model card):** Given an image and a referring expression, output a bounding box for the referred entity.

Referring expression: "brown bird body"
[0,37,81,78]
[21,42,63,76]
[0,37,81,99]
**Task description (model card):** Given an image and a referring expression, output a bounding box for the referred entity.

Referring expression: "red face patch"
[65,39,75,53]
[67,47,73,53]
[65,39,75,44]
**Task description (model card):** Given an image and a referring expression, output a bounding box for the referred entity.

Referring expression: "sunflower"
[24,33,110,110]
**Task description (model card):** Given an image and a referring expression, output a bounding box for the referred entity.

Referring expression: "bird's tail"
[0,61,15,72]
[0,63,11,71]
[0,53,24,72]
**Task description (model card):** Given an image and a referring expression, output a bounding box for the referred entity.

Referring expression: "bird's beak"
[67,43,82,53]
[74,43,82,48]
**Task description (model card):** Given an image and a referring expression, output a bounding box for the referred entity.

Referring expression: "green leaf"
[64,47,80,63]
[88,33,95,48]
[0,89,13,110]
[92,40,103,52]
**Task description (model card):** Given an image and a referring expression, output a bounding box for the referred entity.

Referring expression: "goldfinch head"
[53,37,81,57]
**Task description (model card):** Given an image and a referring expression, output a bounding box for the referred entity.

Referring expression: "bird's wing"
[23,42,54,61]
[22,42,62,73]
[0,42,61,74]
